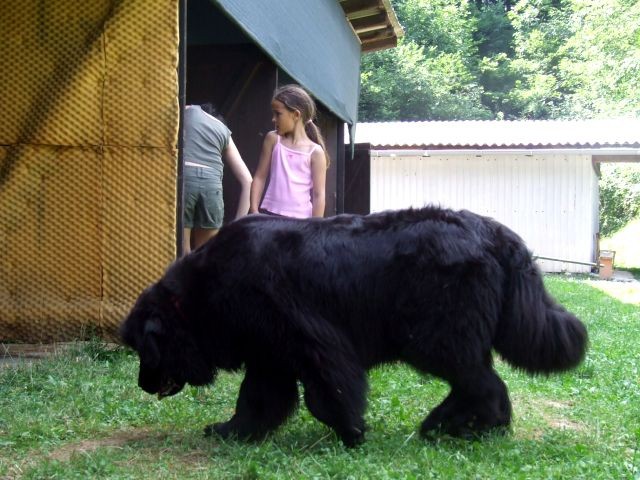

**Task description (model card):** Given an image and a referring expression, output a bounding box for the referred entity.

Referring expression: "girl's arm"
[250,131,277,214]
[223,137,252,219]
[310,148,327,217]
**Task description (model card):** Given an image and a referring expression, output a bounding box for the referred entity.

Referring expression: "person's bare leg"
[192,227,219,250]
[182,228,192,255]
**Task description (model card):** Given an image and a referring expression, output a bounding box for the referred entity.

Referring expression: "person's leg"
[183,228,192,255]
[182,173,199,256]
[192,227,219,249]
[191,181,223,250]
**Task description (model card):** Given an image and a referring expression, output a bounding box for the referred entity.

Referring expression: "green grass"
[601,217,640,276]
[1,276,639,479]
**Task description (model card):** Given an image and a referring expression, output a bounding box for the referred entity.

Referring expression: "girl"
[250,84,329,218]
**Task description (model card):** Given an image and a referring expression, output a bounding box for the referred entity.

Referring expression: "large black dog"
[120,206,587,447]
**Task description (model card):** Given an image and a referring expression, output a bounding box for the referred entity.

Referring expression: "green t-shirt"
[183,105,231,185]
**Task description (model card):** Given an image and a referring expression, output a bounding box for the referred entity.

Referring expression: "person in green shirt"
[182,103,252,254]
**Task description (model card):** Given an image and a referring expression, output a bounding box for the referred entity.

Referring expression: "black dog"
[120,206,587,447]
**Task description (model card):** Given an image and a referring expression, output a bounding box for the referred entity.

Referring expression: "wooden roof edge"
[380,0,404,39]
[340,0,404,53]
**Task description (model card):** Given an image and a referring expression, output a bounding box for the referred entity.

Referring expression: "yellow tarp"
[0,0,179,342]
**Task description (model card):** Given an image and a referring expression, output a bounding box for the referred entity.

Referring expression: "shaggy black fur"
[120,206,588,447]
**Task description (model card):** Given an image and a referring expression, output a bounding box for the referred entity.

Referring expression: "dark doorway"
[181,0,343,249]
[344,143,371,215]
[187,43,277,225]
[186,0,276,226]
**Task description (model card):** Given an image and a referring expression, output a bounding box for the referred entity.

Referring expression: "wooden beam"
[340,0,402,52]
[341,0,384,19]
[359,26,395,42]
[350,12,388,33]
[361,37,398,52]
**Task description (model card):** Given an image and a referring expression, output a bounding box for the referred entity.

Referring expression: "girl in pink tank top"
[250,85,330,218]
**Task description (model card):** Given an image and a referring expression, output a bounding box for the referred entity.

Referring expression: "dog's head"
[120,281,215,398]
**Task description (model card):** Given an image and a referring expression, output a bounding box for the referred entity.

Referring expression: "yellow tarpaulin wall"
[0,1,179,342]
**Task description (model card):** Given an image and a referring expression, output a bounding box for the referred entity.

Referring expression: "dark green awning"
[211,0,361,126]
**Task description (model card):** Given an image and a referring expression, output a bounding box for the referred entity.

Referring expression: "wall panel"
[0,0,179,342]
[371,154,597,273]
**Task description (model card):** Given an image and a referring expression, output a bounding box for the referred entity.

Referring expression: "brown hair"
[272,84,330,168]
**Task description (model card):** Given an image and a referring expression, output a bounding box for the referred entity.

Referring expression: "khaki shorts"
[183,167,224,229]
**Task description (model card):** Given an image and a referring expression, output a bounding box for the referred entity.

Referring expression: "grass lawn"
[1,276,639,479]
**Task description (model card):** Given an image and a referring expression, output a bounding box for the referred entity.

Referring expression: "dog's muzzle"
[157,378,185,399]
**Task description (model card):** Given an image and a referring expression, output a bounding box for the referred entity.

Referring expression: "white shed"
[349,119,640,273]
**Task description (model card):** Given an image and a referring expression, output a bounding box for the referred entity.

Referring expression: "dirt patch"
[47,430,215,472]
[2,343,76,358]
[47,430,158,462]
[1,343,64,369]
[3,430,181,479]
[0,342,119,369]
[538,399,584,433]
[513,396,586,440]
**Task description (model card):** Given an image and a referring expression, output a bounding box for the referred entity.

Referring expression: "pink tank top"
[261,135,319,218]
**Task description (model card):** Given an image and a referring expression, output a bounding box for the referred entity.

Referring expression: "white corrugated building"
[348,119,640,273]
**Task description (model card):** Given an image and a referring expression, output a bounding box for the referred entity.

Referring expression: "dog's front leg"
[205,365,298,441]
[300,355,368,448]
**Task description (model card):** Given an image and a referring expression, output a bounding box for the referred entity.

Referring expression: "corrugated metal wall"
[371,153,598,273]
[0,1,179,342]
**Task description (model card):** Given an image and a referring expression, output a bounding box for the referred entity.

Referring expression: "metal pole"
[533,255,602,268]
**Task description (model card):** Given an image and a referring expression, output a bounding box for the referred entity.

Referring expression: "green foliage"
[503,0,575,118]
[359,42,492,121]
[599,164,640,237]
[359,0,493,121]
[474,2,515,58]
[359,0,640,120]
[560,0,640,118]
[1,278,640,478]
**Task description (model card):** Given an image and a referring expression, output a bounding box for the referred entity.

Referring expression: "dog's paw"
[204,420,270,442]
[204,421,234,439]
[339,426,366,448]
[420,413,510,440]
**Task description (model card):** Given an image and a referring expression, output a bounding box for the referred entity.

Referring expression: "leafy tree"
[500,0,575,118]
[473,1,514,58]
[359,0,640,121]
[599,164,640,237]
[358,0,492,121]
[559,0,640,118]
[359,42,492,120]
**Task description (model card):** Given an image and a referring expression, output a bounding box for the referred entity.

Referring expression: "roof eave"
[340,0,404,53]
[370,147,640,158]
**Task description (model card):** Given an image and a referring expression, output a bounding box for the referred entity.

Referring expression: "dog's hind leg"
[402,299,511,438]
[205,364,298,441]
[299,352,368,448]
[419,366,512,439]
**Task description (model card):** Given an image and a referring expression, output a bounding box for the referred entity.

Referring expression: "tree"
[358,0,640,121]
[599,163,640,237]
[499,0,575,118]
[559,0,640,118]
[358,0,492,121]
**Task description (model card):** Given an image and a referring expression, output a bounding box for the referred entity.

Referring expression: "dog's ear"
[141,320,162,369]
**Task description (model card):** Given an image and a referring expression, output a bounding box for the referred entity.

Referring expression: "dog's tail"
[493,231,588,375]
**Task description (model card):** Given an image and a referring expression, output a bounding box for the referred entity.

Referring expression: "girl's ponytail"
[305,120,330,168]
